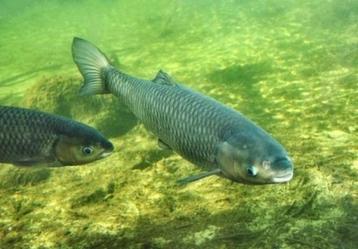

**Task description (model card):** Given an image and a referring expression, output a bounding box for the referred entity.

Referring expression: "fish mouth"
[100,151,113,159]
[272,172,293,183]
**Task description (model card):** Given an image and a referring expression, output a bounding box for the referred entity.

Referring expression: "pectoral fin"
[14,159,44,167]
[14,162,36,167]
[158,139,172,150]
[177,168,222,185]
[13,157,61,167]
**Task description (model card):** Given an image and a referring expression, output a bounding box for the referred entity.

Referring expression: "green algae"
[0,168,51,189]
[0,0,357,248]
[71,183,115,208]
[22,76,137,138]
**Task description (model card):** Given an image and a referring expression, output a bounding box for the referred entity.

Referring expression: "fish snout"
[103,140,114,151]
[100,140,114,158]
[270,156,294,183]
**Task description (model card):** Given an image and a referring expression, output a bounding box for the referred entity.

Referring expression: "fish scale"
[103,69,246,169]
[0,107,56,162]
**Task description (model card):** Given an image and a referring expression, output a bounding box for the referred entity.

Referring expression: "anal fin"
[177,168,222,185]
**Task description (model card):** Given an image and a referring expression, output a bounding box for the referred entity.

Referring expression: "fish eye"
[82,146,94,156]
[247,166,257,177]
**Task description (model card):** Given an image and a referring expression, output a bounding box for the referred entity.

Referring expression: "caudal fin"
[72,37,110,96]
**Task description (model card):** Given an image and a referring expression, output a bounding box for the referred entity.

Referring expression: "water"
[0,0,357,248]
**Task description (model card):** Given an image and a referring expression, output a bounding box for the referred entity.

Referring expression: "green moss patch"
[22,76,137,138]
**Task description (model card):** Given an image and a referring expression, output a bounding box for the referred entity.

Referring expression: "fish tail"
[72,37,111,96]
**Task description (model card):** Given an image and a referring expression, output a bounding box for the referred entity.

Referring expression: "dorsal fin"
[153,70,176,86]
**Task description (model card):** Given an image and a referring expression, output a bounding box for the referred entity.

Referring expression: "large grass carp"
[72,37,293,184]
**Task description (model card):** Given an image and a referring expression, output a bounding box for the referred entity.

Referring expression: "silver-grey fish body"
[104,68,274,170]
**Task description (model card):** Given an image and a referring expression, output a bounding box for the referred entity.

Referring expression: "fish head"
[53,125,114,166]
[216,131,293,184]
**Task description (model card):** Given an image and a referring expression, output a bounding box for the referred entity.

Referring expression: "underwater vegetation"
[22,76,138,138]
[0,0,357,248]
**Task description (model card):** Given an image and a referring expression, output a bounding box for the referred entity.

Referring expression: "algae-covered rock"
[22,76,137,138]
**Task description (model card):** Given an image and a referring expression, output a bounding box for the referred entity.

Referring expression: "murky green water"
[0,0,357,248]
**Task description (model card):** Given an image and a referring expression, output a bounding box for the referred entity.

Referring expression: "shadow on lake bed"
[22,76,138,138]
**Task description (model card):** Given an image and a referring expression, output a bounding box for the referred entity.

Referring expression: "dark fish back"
[0,106,60,164]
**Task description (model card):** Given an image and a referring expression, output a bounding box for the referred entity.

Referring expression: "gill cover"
[216,141,247,182]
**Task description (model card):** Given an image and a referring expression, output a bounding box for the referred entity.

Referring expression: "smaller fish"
[0,106,113,166]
